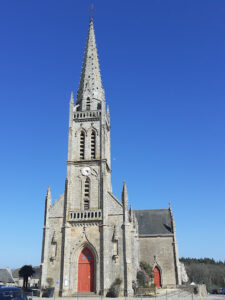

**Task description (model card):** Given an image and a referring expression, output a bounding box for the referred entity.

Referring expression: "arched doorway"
[153,266,161,287]
[78,247,94,292]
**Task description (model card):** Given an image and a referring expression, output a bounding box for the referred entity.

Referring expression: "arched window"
[91,131,96,159]
[86,97,90,111]
[80,131,85,160]
[84,177,90,210]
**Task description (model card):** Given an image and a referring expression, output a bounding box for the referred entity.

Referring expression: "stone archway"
[78,247,95,292]
[153,266,161,287]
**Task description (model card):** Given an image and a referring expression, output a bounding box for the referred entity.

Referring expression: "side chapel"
[40,19,181,296]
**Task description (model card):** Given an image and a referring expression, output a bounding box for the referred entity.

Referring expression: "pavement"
[33,296,225,300]
[200,297,225,300]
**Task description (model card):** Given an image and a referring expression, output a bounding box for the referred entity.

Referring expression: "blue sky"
[0,0,224,269]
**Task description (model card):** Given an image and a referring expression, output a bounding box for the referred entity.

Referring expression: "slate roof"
[134,209,173,236]
[0,269,14,284]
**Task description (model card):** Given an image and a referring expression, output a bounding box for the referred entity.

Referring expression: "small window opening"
[86,97,90,111]
[91,131,96,159]
[80,131,85,160]
[84,200,89,210]
[84,178,90,210]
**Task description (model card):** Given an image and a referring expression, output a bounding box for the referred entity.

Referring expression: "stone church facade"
[40,19,181,296]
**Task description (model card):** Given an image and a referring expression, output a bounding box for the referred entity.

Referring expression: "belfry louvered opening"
[80,131,85,160]
[84,177,90,210]
[91,131,96,159]
[86,97,90,110]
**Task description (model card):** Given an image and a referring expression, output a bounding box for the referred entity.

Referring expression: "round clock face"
[81,167,91,176]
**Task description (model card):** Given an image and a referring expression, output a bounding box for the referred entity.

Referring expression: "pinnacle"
[47,185,51,194]
[122,181,128,204]
[123,181,127,192]
[70,91,74,104]
[46,186,52,205]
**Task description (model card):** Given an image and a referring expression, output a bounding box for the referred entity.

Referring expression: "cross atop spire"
[89,4,94,19]
[76,18,105,110]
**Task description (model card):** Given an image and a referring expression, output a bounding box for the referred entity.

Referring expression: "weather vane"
[90,4,94,19]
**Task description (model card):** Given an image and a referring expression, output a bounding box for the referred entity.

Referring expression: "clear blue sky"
[0,0,224,269]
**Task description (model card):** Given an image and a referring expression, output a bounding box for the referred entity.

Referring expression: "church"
[40,19,181,297]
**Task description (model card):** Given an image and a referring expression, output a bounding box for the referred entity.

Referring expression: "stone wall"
[138,236,177,287]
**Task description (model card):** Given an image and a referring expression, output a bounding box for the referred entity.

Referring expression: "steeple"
[76,18,105,111]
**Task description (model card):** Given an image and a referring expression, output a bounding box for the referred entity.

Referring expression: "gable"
[107,192,123,215]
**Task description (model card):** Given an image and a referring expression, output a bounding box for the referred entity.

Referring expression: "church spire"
[76,18,105,110]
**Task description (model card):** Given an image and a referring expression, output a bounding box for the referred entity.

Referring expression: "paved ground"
[34,296,225,300]
[206,296,225,300]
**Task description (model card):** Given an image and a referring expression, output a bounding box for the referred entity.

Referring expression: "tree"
[181,257,225,291]
[19,265,35,289]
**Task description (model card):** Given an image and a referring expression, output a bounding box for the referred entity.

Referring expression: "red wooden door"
[78,247,94,292]
[154,266,161,287]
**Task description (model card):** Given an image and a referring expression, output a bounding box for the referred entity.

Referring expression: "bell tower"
[67,18,111,213]
[60,18,113,296]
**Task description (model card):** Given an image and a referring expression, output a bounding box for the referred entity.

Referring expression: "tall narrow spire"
[76,18,105,110]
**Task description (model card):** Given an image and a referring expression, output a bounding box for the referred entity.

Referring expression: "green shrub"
[106,278,122,297]
[137,270,148,287]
